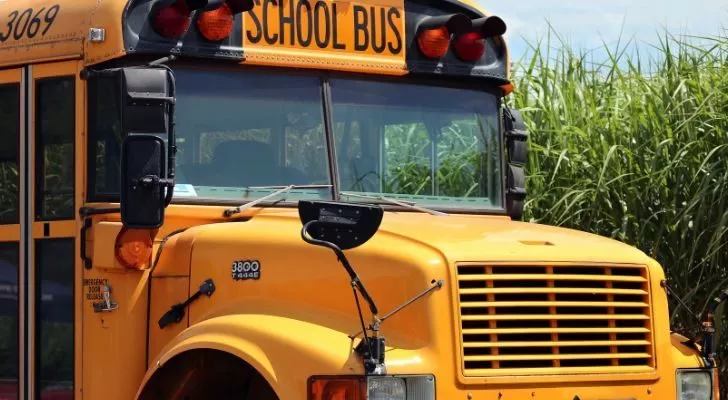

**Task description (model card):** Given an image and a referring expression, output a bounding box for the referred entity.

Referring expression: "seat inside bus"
[181,140,308,188]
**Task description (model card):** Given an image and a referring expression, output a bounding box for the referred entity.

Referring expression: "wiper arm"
[339,192,448,216]
[224,184,332,217]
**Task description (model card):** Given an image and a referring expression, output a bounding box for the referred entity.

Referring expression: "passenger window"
[87,76,122,200]
[0,242,19,398]
[35,78,75,220]
[36,239,74,398]
[0,84,20,224]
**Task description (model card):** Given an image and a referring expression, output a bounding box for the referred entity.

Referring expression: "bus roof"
[0,0,510,84]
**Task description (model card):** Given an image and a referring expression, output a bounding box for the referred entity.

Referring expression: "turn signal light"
[115,228,154,270]
[308,377,365,400]
[417,27,451,59]
[453,31,485,61]
[197,2,234,41]
[415,13,471,59]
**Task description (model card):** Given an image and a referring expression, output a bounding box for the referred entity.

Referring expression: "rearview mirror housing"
[298,201,383,250]
[120,135,168,228]
[504,108,528,220]
[83,65,177,228]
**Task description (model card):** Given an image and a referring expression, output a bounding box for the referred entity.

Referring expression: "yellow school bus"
[0,0,722,399]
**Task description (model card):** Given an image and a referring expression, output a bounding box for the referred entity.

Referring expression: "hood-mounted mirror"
[298,200,383,250]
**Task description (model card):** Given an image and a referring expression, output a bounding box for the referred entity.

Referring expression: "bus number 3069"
[0,5,60,43]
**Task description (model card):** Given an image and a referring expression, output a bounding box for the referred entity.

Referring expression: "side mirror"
[83,65,176,228]
[121,135,169,228]
[504,108,528,220]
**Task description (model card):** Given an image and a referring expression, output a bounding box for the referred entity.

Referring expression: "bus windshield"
[330,79,502,209]
[90,67,503,210]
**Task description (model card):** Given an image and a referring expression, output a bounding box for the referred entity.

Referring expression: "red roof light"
[454,31,486,62]
[152,0,191,38]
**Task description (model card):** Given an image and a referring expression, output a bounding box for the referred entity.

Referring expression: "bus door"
[0,61,82,400]
[0,67,23,400]
[27,61,81,400]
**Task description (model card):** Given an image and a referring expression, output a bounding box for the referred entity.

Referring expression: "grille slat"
[464,353,652,362]
[459,274,647,282]
[460,301,648,308]
[459,287,648,295]
[456,264,655,377]
[463,327,650,334]
[463,340,651,348]
[461,314,648,321]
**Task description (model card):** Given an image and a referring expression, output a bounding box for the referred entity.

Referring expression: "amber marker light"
[417,26,452,59]
[197,2,234,41]
[115,228,154,270]
[308,376,365,400]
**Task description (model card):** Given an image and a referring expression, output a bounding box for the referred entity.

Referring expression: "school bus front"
[0,0,720,399]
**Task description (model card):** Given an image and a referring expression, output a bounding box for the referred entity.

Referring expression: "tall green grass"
[510,31,728,390]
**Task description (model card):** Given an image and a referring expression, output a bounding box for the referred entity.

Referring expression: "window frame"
[86,61,508,215]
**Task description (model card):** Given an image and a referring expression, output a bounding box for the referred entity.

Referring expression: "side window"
[36,239,74,398]
[0,84,20,224]
[0,242,19,398]
[87,76,122,200]
[35,78,75,220]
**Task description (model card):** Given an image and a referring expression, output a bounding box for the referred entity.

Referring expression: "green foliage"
[510,30,728,391]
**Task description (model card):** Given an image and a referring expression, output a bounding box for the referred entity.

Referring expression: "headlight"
[368,377,406,400]
[309,375,435,400]
[677,369,713,400]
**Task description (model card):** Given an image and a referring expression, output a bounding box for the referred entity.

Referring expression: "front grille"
[456,264,655,377]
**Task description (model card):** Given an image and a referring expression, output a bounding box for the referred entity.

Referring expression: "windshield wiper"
[224,184,332,217]
[339,192,448,216]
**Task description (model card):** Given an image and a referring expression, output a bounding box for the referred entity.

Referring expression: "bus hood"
[370,212,653,266]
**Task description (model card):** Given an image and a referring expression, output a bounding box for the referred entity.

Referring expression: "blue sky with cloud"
[477,0,727,62]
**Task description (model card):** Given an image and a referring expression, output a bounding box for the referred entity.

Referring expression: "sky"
[477,0,728,62]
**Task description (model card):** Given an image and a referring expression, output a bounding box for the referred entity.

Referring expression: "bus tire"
[138,349,279,400]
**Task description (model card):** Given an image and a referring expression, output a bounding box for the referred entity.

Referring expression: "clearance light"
[152,0,193,38]
[115,228,154,270]
[453,15,507,63]
[151,0,252,39]
[453,31,485,61]
[415,13,471,59]
[417,27,451,59]
[197,2,234,41]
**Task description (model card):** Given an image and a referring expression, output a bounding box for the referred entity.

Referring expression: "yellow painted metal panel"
[0,0,93,68]
[117,208,694,398]
[242,0,408,75]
